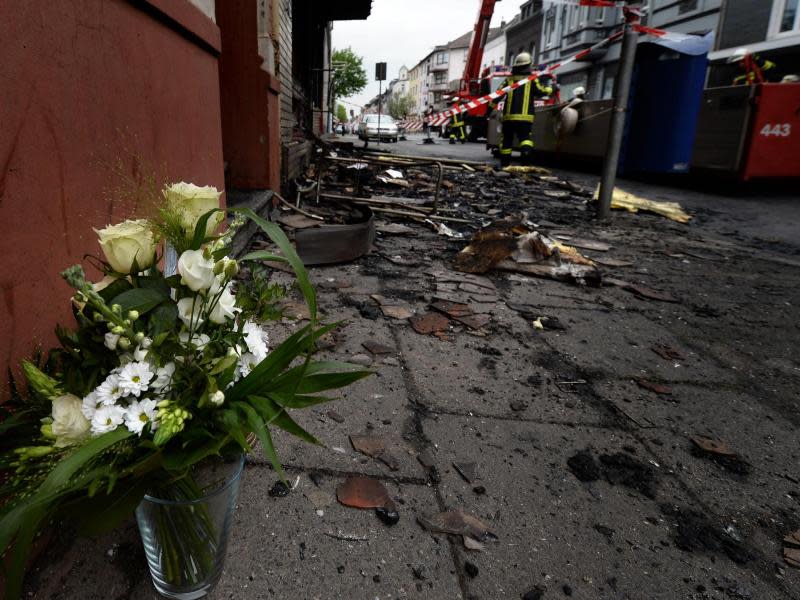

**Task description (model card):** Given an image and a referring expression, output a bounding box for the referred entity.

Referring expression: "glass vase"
[135,454,245,599]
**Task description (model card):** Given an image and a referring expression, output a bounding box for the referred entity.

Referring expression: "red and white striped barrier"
[423,4,686,126]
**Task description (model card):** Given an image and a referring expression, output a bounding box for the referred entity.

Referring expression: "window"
[435,52,448,65]
[678,0,698,14]
[434,72,447,84]
[771,0,800,35]
[544,6,557,47]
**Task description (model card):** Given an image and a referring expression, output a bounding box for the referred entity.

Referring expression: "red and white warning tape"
[424,4,688,125]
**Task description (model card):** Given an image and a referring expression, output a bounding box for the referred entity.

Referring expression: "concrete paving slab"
[541,308,737,384]
[422,415,796,600]
[396,327,610,425]
[252,367,425,480]
[213,464,462,600]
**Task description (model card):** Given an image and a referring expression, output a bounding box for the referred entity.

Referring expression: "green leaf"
[110,288,168,316]
[190,209,223,250]
[270,393,337,409]
[4,507,44,600]
[0,428,132,591]
[234,402,285,481]
[96,277,133,303]
[232,208,317,320]
[249,395,319,445]
[226,323,336,402]
[75,478,150,537]
[290,371,372,395]
[220,410,251,452]
[148,303,179,336]
[137,275,171,297]
[162,435,233,472]
[239,251,289,264]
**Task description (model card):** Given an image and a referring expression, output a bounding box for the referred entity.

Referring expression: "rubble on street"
[23,150,800,600]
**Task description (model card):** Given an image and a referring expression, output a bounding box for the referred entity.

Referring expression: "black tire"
[392,137,398,143]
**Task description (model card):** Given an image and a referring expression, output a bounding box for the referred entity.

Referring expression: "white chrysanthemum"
[243,321,269,362]
[81,391,102,419]
[117,362,154,397]
[238,353,259,378]
[124,398,158,435]
[209,390,225,406]
[91,404,125,435]
[152,362,176,392]
[95,375,124,405]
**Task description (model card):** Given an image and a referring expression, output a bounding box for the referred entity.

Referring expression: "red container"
[743,83,800,180]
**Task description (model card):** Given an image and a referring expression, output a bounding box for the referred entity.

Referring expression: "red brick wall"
[216,0,281,190]
[0,0,225,396]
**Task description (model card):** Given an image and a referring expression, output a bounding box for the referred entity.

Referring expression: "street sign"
[375,62,387,81]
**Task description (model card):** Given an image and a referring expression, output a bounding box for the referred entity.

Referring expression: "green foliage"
[331,47,368,100]
[388,94,415,120]
[235,265,286,323]
[336,103,348,124]
[0,202,372,599]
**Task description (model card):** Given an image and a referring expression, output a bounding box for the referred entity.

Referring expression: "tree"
[336,103,348,123]
[388,94,415,120]
[331,48,368,100]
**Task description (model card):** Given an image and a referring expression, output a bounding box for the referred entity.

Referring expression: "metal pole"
[597,18,638,220]
[377,80,382,147]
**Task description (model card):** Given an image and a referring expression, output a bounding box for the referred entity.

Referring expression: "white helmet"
[727,48,750,64]
[572,86,586,98]
[513,52,532,68]
[781,74,799,83]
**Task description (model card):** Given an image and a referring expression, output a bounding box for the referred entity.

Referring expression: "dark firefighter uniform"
[730,50,776,86]
[449,108,466,144]
[491,71,553,165]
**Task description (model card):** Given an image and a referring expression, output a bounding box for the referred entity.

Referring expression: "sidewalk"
[24,167,800,599]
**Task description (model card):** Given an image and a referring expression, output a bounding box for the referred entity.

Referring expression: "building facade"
[708,0,800,85]
[483,19,513,70]
[506,1,544,66]
[537,0,799,100]
[0,0,370,396]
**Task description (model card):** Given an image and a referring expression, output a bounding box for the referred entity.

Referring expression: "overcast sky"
[332,0,524,111]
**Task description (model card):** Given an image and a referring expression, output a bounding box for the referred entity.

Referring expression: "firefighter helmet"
[513,52,532,68]
[727,48,750,64]
[573,86,586,98]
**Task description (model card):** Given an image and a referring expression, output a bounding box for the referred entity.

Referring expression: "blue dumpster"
[621,32,713,174]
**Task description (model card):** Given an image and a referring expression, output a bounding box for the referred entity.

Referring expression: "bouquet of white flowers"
[0,182,369,598]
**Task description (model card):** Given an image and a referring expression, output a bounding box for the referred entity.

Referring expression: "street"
[24,140,800,600]
[352,132,496,164]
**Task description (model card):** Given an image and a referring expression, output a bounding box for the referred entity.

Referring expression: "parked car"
[358,114,398,142]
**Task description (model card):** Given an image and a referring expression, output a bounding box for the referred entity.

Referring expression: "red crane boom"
[460,0,499,97]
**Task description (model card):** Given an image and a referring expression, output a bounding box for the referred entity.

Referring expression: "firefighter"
[729,48,776,86]
[489,52,553,166]
[448,97,467,145]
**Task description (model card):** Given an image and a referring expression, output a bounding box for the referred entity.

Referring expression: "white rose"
[178,250,216,292]
[209,285,239,324]
[92,275,120,293]
[94,220,156,274]
[209,390,225,406]
[163,182,224,237]
[177,297,205,328]
[51,394,91,447]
